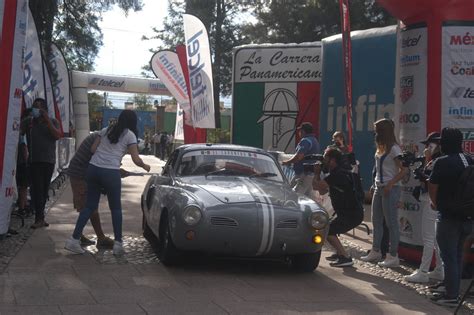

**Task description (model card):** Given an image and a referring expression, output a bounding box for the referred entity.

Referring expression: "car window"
[176,149,284,182]
[162,150,179,176]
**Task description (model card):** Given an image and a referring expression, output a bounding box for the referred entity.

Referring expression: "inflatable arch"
[71,71,170,146]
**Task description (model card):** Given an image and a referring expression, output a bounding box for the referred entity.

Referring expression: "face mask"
[428,143,437,154]
[32,108,40,118]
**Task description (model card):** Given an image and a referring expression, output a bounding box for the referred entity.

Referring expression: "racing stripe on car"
[245,178,274,255]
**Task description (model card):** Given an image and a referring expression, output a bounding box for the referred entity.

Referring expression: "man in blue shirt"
[282,122,321,197]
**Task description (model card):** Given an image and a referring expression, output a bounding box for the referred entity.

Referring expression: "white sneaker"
[64,237,85,254]
[113,241,125,256]
[428,267,445,281]
[360,250,382,262]
[378,253,400,268]
[405,269,429,283]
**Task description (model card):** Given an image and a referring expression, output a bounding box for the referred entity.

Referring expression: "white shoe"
[65,237,85,254]
[405,269,429,283]
[113,241,125,256]
[378,253,400,268]
[360,250,382,262]
[428,267,445,281]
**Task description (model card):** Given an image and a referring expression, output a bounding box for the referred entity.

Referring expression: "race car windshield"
[177,149,284,182]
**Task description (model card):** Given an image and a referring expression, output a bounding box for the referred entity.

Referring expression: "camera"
[303,154,324,173]
[397,151,430,202]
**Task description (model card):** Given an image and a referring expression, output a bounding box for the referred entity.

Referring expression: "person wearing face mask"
[331,131,350,154]
[405,132,444,283]
[20,98,62,229]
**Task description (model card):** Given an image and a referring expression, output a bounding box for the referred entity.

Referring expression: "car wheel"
[142,214,158,245]
[292,250,321,272]
[157,213,179,266]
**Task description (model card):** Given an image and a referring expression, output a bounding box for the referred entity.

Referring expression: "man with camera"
[428,127,473,307]
[282,122,320,197]
[313,147,364,267]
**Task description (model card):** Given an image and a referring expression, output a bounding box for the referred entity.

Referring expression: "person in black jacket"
[428,127,473,307]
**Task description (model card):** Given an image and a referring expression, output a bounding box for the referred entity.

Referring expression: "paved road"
[0,155,452,314]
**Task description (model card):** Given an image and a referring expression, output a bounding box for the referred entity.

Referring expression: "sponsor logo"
[400,54,421,67]
[402,35,421,48]
[450,33,474,46]
[398,201,420,212]
[451,65,474,76]
[400,76,414,104]
[399,112,420,124]
[450,87,474,99]
[399,217,413,238]
[89,78,125,88]
[149,82,166,91]
[448,106,474,120]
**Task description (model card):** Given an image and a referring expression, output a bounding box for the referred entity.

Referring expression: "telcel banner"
[0,0,28,234]
[394,25,428,247]
[183,14,215,129]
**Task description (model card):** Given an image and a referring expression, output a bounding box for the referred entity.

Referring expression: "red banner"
[339,0,353,152]
[176,44,206,144]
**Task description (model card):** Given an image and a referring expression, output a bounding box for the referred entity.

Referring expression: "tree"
[88,92,105,131]
[29,0,143,71]
[243,0,396,43]
[131,94,154,111]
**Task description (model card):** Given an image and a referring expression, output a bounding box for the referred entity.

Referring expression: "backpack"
[350,172,365,210]
[448,153,474,219]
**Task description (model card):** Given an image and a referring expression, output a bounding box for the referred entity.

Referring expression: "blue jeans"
[72,164,122,242]
[436,218,472,298]
[371,185,401,256]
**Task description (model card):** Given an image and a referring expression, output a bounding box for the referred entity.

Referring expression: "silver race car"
[141,144,329,271]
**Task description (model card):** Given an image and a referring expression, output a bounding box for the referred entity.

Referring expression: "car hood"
[178,176,303,207]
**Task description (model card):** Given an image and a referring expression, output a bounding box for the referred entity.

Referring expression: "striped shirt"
[67,133,99,179]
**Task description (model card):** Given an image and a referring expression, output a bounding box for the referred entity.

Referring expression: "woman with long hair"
[361,118,407,267]
[65,110,150,255]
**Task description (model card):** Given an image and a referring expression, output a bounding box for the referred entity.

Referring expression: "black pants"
[29,162,54,222]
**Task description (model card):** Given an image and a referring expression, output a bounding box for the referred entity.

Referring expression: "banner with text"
[183,14,215,129]
[23,7,45,108]
[232,43,322,152]
[0,0,28,234]
[174,103,185,141]
[48,43,71,134]
[394,25,428,247]
[442,23,474,156]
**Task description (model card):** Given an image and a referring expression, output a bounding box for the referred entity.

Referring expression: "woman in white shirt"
[65,110,150,255]
[361,118,407,267]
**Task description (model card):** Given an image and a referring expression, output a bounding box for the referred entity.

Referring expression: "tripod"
[454,279,474,314]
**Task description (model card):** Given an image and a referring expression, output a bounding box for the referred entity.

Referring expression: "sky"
[93,0,169,107]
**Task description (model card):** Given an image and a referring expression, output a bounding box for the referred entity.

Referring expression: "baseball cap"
[298,122,313,134]
[420,132,441,145]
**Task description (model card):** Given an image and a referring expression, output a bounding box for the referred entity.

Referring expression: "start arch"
[71,71,171,146]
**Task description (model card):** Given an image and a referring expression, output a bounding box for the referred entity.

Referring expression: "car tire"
[292,250,321,272]
[157,213,179,266]
[142,214,158,245]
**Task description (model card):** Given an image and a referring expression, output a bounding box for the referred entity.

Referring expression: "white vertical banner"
[183,14,215,129]
[23,7,45,108]
[174,104,185,141]
[150,50,192,126]
[394,25,428,246]
[442,23,474,156]
[43,60,57,119]
[0,0,28,234]
[48,43,71,134]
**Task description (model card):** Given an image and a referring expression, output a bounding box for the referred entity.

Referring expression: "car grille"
[276,219,298,229]
[210,216,238,227]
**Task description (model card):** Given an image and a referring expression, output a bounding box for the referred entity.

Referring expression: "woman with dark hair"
[361,118,407,267]
[65,110,150,255]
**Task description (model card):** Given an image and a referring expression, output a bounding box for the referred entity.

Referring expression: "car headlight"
[182,205,202,226]
[309,211,329,229]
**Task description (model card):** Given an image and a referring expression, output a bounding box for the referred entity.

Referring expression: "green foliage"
[207,128,231,143]
[243,0,396,43]
[29,0,143,71]
[131,93,154,111]
[88,92,105,130]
